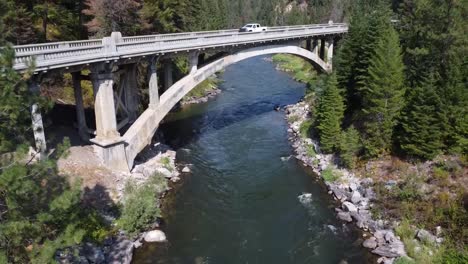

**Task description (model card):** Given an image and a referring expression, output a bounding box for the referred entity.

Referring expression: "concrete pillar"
[122,64,139,122]
[148,59,159,109]
[198,53,206,66]
[72,72,90,141]
[327,37,334,64]
[188,51,199,74]
[312,38,319,56]
[305,38,311,51]
[163,61,173,91]
[320,38,326,60]
[28,80,47,157]
[90,64,129,172]
[91,71,120,141]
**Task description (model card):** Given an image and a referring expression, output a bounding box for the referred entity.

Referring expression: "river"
[132,56,370,263]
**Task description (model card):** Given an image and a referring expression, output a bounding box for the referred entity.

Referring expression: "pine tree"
[360,26,406,157]
[399,77,444,160]
[399,0,467,154]
[339,126,361,169]
[335,3,392,123]
[316,74,345,153]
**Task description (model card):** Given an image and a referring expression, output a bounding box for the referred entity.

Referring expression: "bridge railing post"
[102,32,122,57]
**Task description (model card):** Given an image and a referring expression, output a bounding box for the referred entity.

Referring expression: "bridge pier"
[90,65,128,172]
[319,39,326,61]
[327,37,334,65]
[148,58,160,109]
[312,38,319,56]
[28,79,47,157]
[163,61,173,91]
[121,64,139,122]
[305,39,311,51]
[188,51,199,74]
[72,72,90,141]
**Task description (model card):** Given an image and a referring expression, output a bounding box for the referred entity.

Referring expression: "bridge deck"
[12,24,347,72]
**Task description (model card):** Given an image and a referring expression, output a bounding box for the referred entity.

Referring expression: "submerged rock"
[298,193,313,204]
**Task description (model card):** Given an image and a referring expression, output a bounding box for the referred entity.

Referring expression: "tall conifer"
[361,26,406,157]
[399,77,444,160]
[316,74,345,153]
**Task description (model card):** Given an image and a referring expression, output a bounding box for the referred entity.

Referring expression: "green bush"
[321,168,341,182]
[299,120,313,138]
[339,126,361,169]
[117,173,167,236]
[306,144,316,157]
[395,256,416,264]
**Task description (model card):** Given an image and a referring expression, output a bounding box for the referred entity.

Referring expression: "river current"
[133,56,369,264]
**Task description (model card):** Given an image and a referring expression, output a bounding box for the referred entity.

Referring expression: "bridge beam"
[90,64,128,172]
[148,58,159,109]
[28,79,47,158]
[72,72,90,141]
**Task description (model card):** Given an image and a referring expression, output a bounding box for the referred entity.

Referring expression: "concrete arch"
[122,44,330,169]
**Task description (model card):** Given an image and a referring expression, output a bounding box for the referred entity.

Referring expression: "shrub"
[117,173,167,236]
[306,144,316,157]
[299,120,313,138]
[339,126,361,169]
[321,168,341,182]
[395,256,416,264]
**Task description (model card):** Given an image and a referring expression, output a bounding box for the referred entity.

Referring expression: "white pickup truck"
[239,23,267,33]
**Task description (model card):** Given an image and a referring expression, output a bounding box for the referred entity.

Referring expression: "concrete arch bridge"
[12,23,347,171]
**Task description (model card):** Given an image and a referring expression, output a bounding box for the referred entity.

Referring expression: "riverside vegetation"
[273,1,467,263]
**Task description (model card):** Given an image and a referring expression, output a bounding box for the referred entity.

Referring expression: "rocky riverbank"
[57,142,190,264]
[180,74,222,106]
[285,101,412,264]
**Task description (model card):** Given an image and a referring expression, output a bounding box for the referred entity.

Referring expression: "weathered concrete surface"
[122,44,330,170]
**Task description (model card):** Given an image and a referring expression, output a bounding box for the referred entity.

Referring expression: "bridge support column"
[122,64,139,122]
[188,51,199,74]
[72,72,90,141]
[28,80,47,157]
[305,39,311,51]
[319,38,326,60]
[312,38,319,55]
[326,37,334,64]
[90,65,128,172]
[163,61,173,91]
[148,59,159,109]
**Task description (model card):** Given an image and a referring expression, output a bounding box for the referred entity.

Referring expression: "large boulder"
[363,237,378,249]
[337,212,353,222]
[106,238,133,264]
[416,229,438,244]
[342,201,358,212]
[351,191,362,204]
[144,230,167,242]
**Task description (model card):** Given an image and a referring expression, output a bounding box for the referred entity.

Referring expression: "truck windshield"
[246,25,252,27]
